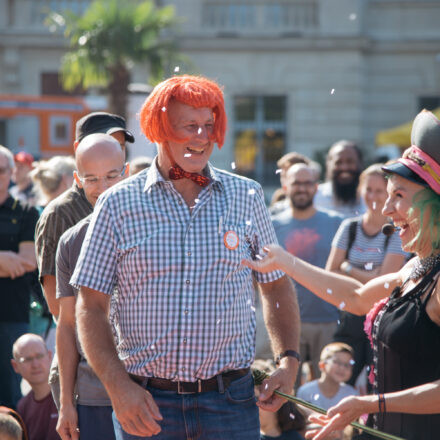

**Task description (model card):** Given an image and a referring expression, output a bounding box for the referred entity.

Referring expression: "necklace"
[409,253,440,281]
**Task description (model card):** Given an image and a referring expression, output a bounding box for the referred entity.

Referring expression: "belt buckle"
[177,379,202,394]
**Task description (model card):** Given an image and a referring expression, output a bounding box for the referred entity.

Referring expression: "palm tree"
[47,0,179,119]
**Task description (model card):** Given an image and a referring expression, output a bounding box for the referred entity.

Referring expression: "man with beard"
[272,163,343,388]
[314,140,366,217]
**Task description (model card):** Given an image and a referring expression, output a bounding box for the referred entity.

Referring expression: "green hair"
[408,188,440,253]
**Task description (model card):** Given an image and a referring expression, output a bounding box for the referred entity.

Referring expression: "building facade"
[0,0,439,186]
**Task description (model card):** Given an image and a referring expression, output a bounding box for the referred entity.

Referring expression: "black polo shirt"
[0,196,39,322]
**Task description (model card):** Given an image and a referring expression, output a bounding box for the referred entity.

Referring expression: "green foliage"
[46,0,179,91]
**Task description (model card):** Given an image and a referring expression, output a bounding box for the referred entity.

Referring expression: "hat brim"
[106,127,135,143]
[382,161,429,188]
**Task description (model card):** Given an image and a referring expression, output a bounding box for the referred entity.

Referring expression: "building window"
[233,96,286,186]
[50,115,71,146]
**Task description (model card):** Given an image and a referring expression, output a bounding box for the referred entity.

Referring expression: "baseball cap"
[75,112,135,143]
[14,151,34,167]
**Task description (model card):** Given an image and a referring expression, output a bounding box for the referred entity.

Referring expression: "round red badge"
[224,230,239,250]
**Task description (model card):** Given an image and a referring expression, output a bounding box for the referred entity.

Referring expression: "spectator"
[314,140,366,218]
[35,111,134,320]
[297,343,358,440]
[129,156,153,175]
[10,152,37,207]
[0,146,39,409]
[326,164,407,389]
[0,407,28,440]
[270,152,311,215]
[55,134,127,440]
[0,412,24,440]
[71,75,300,439]
[30,156,76,210]
[11,334,59,440]
[253,359,305,440]
[272,163,343,388]
[297,343,358,410]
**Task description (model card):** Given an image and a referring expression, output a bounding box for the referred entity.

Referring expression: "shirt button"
[181,367,186,372]
[185,280,190,285]
[178,201,182,205]
[184,309,189,315]
[187,251,192,256]
[183,338,187,344]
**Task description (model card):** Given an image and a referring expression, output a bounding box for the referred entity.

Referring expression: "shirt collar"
[143,157,223,193]
[72,182,93,209]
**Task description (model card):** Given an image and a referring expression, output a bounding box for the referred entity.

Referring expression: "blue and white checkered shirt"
[71,158,283,381]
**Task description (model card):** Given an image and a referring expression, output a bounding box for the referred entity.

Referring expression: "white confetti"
[372,201,377,210]
[245,220,252,226]
[184,153,192,157]
[195,198,200,203]
[150,345,156,350]
[216,319,221,325]
[250,306,256,312]
[161,106,166,112]
[276,302,279,309]
[384,282,390,289]
[264,384,269,390]
[313,394,320,401]
[231,162,236,170]
[330,88,335,95]
[289,413,296,420]
[350,359,355,366]
[174,66,180,73]
[339,301,346,310]
[248,188,256,195]
[247,299,252,305]
[337,319,341,325]
[197,127,202,134]
[364,262,374,271]
[326,288,333,294]
[275,169,282,174]
[256,254,263,260]
[349,13,357,20]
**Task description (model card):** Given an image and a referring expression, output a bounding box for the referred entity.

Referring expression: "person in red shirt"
[11,334,60,440]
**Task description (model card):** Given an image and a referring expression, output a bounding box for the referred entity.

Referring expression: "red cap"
[14,151,34,167]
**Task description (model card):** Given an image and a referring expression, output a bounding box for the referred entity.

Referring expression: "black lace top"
[364,261,440,439]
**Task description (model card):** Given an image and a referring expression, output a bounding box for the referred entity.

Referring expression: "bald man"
[11,333,59,440]
[55,134,127,440]
[35,112,134,319]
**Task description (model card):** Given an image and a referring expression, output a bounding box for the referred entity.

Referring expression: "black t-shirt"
[0,196,39,322]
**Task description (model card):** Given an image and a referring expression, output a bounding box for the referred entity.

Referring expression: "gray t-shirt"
[272,208,343,322]
[55,215,111,406]
[297,379,358,410]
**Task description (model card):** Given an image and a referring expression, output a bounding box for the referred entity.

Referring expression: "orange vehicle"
[0,95,89,157]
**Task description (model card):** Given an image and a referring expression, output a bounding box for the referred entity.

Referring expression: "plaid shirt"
[71,159,282,381]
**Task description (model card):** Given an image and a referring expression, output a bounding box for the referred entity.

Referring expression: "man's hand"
[110,379,163,437]
[257,361,297,412]
[0,251,34,279]
[56,403,79,440]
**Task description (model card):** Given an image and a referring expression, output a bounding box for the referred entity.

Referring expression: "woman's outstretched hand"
[241,244,292,274]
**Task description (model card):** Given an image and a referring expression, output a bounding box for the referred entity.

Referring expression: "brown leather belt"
[129,368,250,394]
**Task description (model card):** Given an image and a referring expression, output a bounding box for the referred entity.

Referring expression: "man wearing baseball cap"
[75,112,134,157]
[35,111,134,321]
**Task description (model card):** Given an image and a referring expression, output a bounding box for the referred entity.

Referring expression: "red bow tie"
[169,165,211,187]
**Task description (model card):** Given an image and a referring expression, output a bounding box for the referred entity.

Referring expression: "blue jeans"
[113,371,260,439]
[77,404,116,440]
[0,322,28,408]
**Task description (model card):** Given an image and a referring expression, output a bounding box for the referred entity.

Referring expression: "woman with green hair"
[244,110,440,440]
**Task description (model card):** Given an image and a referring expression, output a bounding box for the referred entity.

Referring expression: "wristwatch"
[275,350,301,366]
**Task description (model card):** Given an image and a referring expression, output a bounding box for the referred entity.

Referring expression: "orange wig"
[139,75,227,148]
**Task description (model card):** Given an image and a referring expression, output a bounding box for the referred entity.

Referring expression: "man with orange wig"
[71,75,300,439]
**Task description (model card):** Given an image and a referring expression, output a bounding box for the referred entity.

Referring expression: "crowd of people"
[0,74,438,440]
